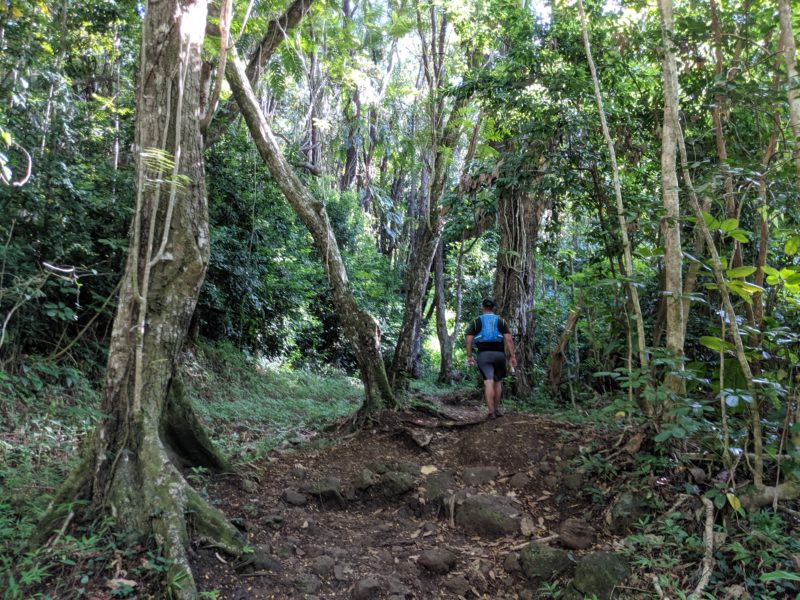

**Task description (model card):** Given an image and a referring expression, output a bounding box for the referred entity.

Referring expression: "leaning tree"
[36,1,253,596]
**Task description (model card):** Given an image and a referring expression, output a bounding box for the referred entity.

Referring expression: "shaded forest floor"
[4,347,798,599]
[190,390,652,600]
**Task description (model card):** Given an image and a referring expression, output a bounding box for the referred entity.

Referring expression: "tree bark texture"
[658,0,686,394]
[39,3,250,597]
[548,303,582,396]
[226,53,395,416]
[493,185,543,396]
[389,6,468,389]
[434,239,454,383]
[778,0,800,189]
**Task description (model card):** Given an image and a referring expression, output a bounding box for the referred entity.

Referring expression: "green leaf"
[699,336,733,352]
[762,266,779,277]
[760,571,800,582]
[726,266,756,279]
[730,231,749,243]
[785,236,800,256]
[702,211,720,230]
[720,218,738,233]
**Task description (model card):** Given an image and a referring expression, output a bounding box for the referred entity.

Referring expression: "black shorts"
[477,351,507,382]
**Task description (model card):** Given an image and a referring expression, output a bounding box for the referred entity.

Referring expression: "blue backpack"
[474,314,503,343]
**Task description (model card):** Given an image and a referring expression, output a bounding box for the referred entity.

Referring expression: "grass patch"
[187,341,364,461]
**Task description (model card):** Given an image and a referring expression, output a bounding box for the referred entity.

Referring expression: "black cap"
[482,298,496,309]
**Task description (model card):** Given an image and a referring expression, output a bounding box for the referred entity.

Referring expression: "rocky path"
[192,394,636,599]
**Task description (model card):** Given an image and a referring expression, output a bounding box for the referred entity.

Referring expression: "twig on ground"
[776,504,800,519]
[650,574,667,599]
[44,510,74,549]
[511,534,558,550]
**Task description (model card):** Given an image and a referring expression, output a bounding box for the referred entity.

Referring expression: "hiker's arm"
[466,335,475,365]
[504,333,517,368]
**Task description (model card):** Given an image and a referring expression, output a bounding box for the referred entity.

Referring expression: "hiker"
[465,299,517,419]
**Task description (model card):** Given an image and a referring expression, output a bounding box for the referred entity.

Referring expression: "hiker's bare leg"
[483,379,495,415]
[494,380,503,413]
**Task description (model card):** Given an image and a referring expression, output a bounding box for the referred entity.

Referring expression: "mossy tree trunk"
[657,0,686,396]
[493,182,544,397]
[38,2,249,597]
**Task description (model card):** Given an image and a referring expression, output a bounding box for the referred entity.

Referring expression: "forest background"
[1,0,799,597]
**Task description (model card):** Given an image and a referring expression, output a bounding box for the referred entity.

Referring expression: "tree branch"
[204,0,315,148]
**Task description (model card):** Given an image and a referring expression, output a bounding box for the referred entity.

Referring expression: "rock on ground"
[418,547,457,574]
[310,555,335,575]
[508,472,530,489]
[379,470,417,496]
[444,575,471,595]
[423,471,457,505]
[609,491,648,533]
[455,494,522,536]
[559,517,595,550]
[282,488,308,506]
[353,577,383,600]
[569,552,629,600]
[463,466,500,486]
[519,542,571,580]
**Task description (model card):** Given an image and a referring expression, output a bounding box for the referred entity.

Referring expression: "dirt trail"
[193,393,619,599]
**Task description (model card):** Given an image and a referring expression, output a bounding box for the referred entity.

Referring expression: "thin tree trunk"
[753,117,781,330]
[389,102,466,388]
[778,0,800,189]
[226,52,395,416]
[656,0,685,394]
[548,301,583,397]
[434,239,453,383]
[675,124,763,489]
[389,7,468,389]
[340,93,360,191]
[577,0,648,374]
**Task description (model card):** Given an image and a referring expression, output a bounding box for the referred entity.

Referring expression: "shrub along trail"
[191,392,651,599]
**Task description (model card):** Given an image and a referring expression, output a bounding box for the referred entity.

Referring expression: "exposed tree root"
[34,407,249,599]
[688,497,715,599]
[161,378,230,472]
[740,480,800,510]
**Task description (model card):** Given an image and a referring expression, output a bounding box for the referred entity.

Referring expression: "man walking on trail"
[465,299,517,419]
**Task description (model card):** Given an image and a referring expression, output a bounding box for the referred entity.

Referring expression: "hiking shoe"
[486,412,496,420]
[494,408,505,417]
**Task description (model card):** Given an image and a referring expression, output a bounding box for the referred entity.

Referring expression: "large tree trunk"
[658,0,686,395]
[38,3,249,597]
[226,53,395,417]
[493,186,542,396]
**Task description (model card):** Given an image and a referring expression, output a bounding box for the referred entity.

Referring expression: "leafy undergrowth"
[187,341,365,461]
